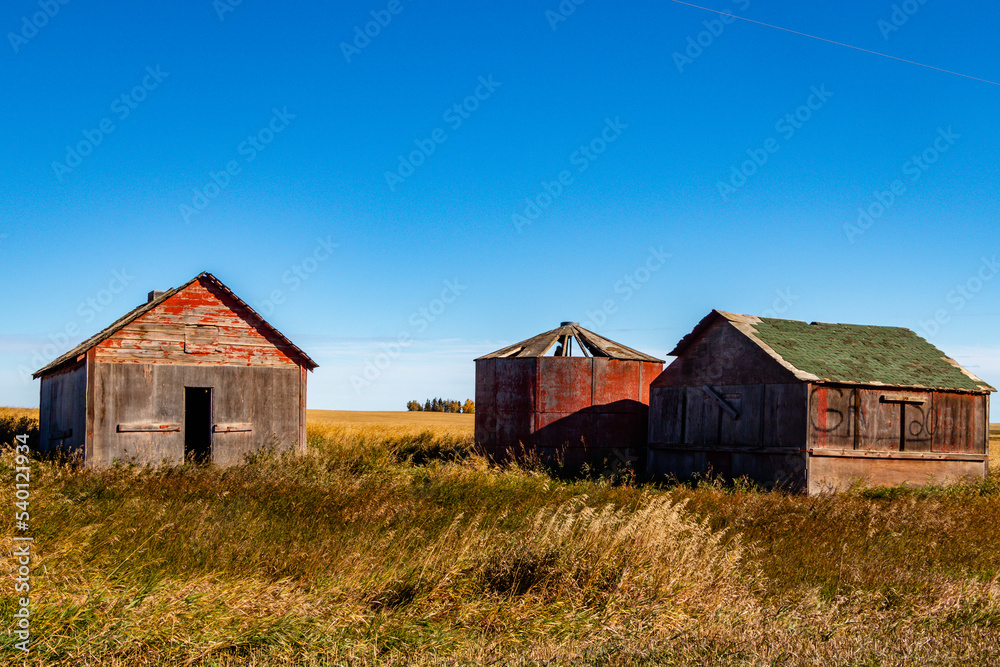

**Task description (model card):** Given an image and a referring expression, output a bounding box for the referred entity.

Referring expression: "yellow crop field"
[308,408,473,434]
[0,406,38,420]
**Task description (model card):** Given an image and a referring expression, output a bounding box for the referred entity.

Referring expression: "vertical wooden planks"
[86,349,96,465]
[299,365,307,455]
[764,383,807,449]
[718,384,762,447]
[648,387,684,445]
[808,386,855,450]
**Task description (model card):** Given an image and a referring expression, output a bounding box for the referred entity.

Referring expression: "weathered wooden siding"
[647,447,807,490]
[651,318,799,388]
[90,362,301,467]
[646,318,809,487]
[807,454,986,494]
[94,279,300,367]
[645,313,991,492]
[809,386,986,454]
[649,384,807,449]
[646,383,808,489]
[38,360,87,456]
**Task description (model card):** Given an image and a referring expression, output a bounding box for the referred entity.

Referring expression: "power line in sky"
[666,0,1000,87]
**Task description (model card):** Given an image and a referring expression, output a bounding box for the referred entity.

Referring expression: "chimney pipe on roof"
[147,290,166,303]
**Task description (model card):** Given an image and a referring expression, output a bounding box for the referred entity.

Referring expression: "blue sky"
[1,0,997,410]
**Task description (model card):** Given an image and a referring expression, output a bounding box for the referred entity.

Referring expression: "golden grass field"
[308,409,473,434]
[1,408,999,665]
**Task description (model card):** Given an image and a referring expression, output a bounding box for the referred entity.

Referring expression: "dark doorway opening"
[184,387,212,464]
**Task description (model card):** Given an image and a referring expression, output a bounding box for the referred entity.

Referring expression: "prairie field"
[308,410,474,433]
[1,407,1000,665]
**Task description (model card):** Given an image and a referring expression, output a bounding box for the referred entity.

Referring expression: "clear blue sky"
[2,0,997,410]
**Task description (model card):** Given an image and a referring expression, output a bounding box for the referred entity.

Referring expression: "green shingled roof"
[674,310,995,393]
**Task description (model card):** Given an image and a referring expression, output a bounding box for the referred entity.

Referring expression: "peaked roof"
[672,310,994,393]
[33,272,318,377]
[477,322,663,362]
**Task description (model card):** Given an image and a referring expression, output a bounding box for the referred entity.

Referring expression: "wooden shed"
[475,322,663,469]
[647,310,995,492]
[32,272,317,467]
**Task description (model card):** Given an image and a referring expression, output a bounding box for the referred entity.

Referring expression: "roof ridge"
[674,310,994,393]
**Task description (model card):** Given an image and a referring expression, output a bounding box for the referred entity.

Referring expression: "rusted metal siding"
[537,357,592,414]
[37,360,87,456]
[475,356,661,465]
[94,279,301,367]
[475,357,535,451]
[90,362,302,467]
[474,358,497,447]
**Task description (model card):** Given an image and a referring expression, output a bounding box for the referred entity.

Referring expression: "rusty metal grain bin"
[476,322,663,469]
[647,310,995,493]
[33,272,317,468]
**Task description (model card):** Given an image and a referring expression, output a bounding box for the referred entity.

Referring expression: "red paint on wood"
[94,279,300,367]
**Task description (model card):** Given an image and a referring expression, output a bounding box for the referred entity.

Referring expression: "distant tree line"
[406,398,475,414]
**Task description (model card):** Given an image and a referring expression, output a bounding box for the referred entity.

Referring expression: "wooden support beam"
[880,394,927,405]
[213,423,252,433]
[702,384,739,419]
[117,423,181,433]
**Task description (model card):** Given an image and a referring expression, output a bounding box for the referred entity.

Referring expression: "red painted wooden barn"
[647,310,995,492]
[33,272,317,467]
[475,322,663,468]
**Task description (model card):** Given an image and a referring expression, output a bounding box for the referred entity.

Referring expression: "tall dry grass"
[0,421,753,665]
[0,412,999,664]
[0,408,38,454]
